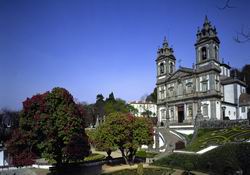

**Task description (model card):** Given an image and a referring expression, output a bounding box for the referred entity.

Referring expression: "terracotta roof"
[239,93,250,106]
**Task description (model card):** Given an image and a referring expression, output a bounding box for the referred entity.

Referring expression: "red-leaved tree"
[6,87,90,166]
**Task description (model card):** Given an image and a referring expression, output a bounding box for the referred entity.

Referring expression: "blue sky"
[0,0,250,110]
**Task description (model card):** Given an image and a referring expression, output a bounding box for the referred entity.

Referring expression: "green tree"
[104,98,130,115]
[231,64,250,93]
[95,94,105,124]
[146,87,157,103]
[6,87,90,166]
[93,112,153,164]
[141,110,153,118]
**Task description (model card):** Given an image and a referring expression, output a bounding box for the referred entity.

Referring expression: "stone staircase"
[154,127,186,153]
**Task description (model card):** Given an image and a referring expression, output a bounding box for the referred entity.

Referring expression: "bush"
[136,150,158,158]
[153,143,250,174]
[84,153,105,161]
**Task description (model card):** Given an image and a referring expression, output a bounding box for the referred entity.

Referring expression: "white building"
[156,16,248,125]
[130,101,157,117]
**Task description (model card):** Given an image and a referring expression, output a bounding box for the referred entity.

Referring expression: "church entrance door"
[177,105,184,123]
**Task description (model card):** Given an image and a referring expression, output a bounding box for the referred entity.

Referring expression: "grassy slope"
[185,127,250,151]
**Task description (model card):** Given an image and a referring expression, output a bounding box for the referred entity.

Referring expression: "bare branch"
[218,0,236,10]
[234,25,250,43]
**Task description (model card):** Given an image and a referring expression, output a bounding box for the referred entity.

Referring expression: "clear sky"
[0,0,250,110]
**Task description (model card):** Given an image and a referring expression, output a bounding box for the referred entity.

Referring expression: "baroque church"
[156,16,248,125]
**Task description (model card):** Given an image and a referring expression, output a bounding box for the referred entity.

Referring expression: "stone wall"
[198,119,249,129]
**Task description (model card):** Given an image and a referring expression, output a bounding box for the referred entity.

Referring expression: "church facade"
[156,17,248,125]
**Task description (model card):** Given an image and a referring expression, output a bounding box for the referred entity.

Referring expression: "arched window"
[170,62,174,73]
[201,47,207,60]
[160,63,164,74]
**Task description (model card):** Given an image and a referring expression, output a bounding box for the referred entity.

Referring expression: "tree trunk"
[119,148,129,165]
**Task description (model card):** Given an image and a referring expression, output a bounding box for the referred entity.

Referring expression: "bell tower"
[156,37,176,80]
[195,16,220,70]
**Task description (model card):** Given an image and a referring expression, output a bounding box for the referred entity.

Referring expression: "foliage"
[84,153,105,161]
[104,98,130,116]
[231,65,250,93]
[136,150,158,158]
[92,92,138,127]
[153,143,250,175]
[186,127,250,151]
[92,112,154,164]
[6,87,90,166]
[0,109,19,144]
[146,87,157,103]
[77,103,96,127]
[141,110,153,118]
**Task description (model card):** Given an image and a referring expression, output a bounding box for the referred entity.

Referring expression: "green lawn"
[186,127,250,151]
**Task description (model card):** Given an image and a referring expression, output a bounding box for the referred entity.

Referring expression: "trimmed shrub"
[153,143,250,175]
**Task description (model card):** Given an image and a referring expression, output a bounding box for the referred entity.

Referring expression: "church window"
[161,109,166,119]
[242,107,246,113]
[214,46,218,59]
[159,85,165,99]
[170,108,174,119]
[170,62,174,73]
[188,105,193,117]
[202,81,208,92]
[160,63,164,74]
[178,82,183,96]
[202,104,208,116]
[201,47,207,60]
[186,82,193,94]
[168,86,174,96]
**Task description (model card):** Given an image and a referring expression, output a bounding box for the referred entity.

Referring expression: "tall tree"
[231,65,250,93]
[6,87,90,166]
[95,94,105,125]
[146,87,157,103]
[0,109,19,146]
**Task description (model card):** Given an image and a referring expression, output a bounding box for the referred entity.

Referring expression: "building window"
[160,63,164,74]
[170,62,174,73]
[242,107,246,113]
[214,46,218,59]
[161,109,166,119]
[201,47,207,60]
[186,82,193,94]
[188,105,193,117]
[202,81,208,92]
[170,108,174,119]
[168,87,174,97]
[202,104,208,116]
[159,86,165,100]
[178,82,183,96]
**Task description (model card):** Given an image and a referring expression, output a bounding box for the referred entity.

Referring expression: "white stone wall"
[222,105,237,120]
[130,102,157,117]
[239,106,248,119]
[0,150,3,166]
[224,84,235,103]
[216,100,221,120]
